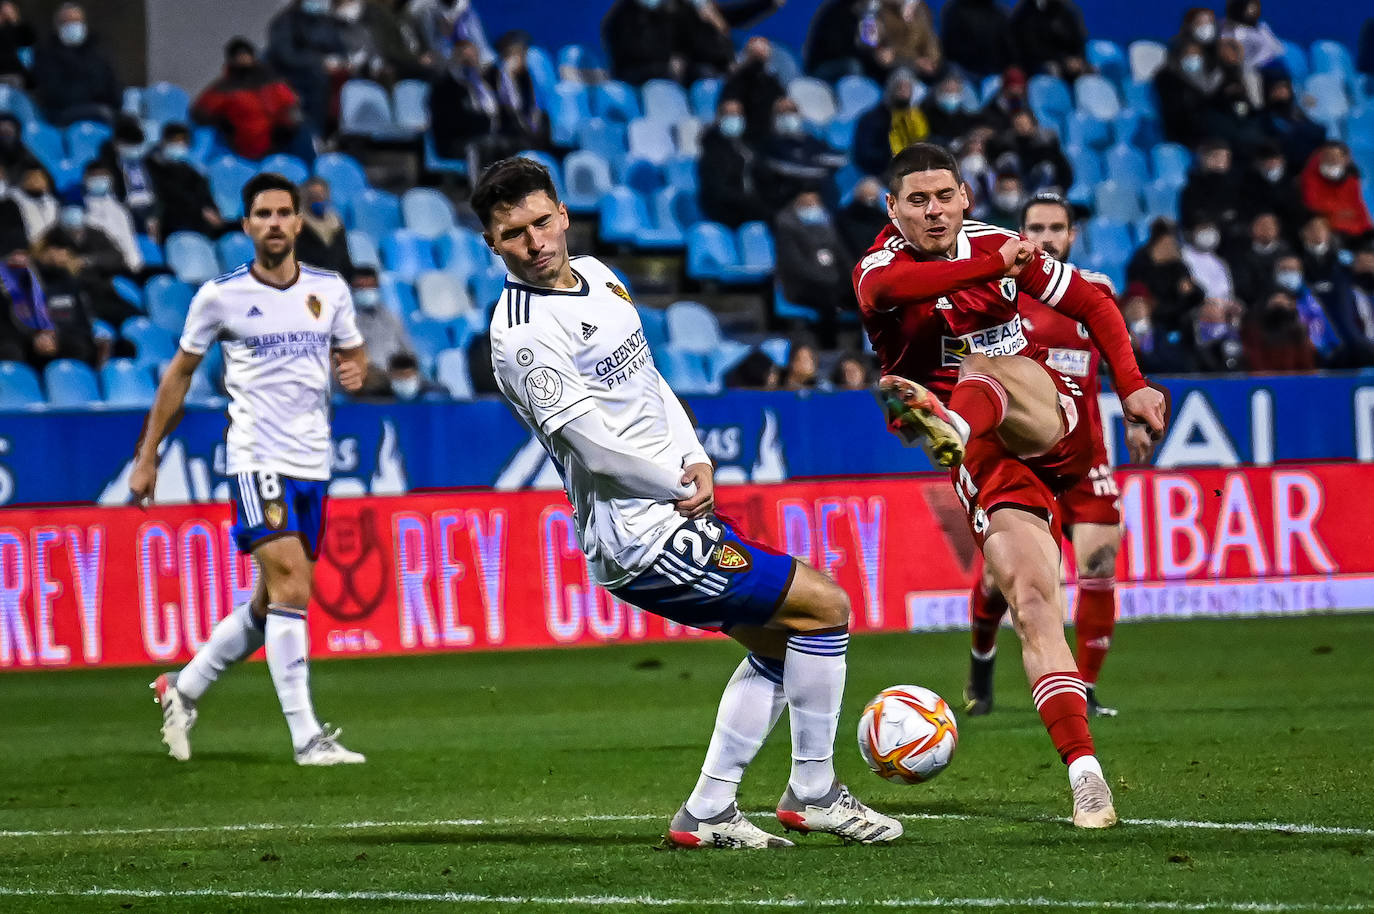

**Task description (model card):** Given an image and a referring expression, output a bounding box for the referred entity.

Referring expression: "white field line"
[1,811,1372,840]
[0,887,1366,911]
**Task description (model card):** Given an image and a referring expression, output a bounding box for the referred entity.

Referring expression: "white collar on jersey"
[953,229,971,261]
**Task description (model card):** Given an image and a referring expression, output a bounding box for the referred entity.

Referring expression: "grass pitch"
[1,614,1372,913]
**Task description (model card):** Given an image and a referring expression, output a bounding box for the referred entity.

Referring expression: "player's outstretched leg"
[983,509,1117,829]
[1071,523,1123,718]
[965,555,1008,716]
[150,580,268,760]
[878,375,970,466]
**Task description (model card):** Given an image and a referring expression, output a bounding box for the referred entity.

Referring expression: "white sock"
[177,603,265,702]
[784,630,849,802]
[1068,755,1104,785]
[265,605,321,751]
[685,654,787,819]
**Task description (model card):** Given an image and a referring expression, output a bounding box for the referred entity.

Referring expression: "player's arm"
[555,412,694,504]
[129,347,203,506]
[332,345,367,393]
[853,236,1022,313]
[330,281,367,393]
[655,371,714,518]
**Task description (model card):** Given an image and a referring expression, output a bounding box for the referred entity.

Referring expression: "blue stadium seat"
[0,85,37,124]
[599,186,679,249]
[577,117,627,177]
[416,270,475,322]
[516,149,565,198]
[347,230,381,271]
[1302,72,1350,129]
[208,156,256,220]
[636,305,669,351]
[122,86,142,116]
[184,361,225,406]
[435,348,474,400]
[686,221,740,282]
[434,226,492,275]
[1143,178,1182,220]
[1093,180,1143,223]
[592,80,642,122]
[422,131,468,179]
[1083,218,1133,266]
[401,187,456,239]
[1075,74,1121,120]
[380,229,437,283]
[689,78,721,121]
[1310,40,1356,97]
[641,78,690,126]
[826,116,857,152]
[1151,143,1192,184]
[1065,110,1110,150]
[557,43,604,74]
[774,283,819,323]
[380,272,418,316]
[1087,40,1128,86]
[1105,144,1149,189]
[469,268,506,313]
[137,234,165,269]
[143,82,190,126]
[737,221,776,279]
[22,121,63,168]
[1122,80,1158,119]
[1128,40,1167,84]
[788,77,838,126]
[836,75,881,118]
[112,275,144,312]
[349,188,403,244]
[562,149,612,213]
[403,316,453,374]
[656,346,716,395]
[1111,111,1160,150]
[339,79,398,139]
[525,45,557,108]
[100,358,156,408]
[166,231,220,285]
[627,117,675,165]
[621,157,665,195]
[769,43,802,86]
[313,152,369,206]
[760,337,790,367]
[120,316,178,368]
[0,360,43,409]
[65,120,111,166]
[550,81,591,148]
[664,154,698,196]
[657,185,700,232]
[258,153,309,184]
[144,275,194,335]
[1281,41,1309,85]
[215,232,254,273]
[706,340,754,387]
[674,115,702,152]
[1029,75,1073,127]
[1065,145,1103,186]
[979,74,1003,106]
[189,126,222,169]
[393,79,430,135]
[44,359,101,408]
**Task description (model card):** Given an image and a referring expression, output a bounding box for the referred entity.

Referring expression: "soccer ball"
[857,685,959,784]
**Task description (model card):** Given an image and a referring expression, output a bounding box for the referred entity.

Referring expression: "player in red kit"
[852,144,1167,828]
[964,194,1158,721]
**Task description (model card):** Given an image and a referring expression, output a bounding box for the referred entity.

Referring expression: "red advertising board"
[1,465,1370,670]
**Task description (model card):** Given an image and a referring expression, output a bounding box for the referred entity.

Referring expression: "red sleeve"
[1017,250,1147,397]
[853,248,1006,314]
[193,87,226,119]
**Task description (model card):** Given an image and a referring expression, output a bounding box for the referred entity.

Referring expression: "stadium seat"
[557,43,603,75]
[1087,40,1128,86]
[435,348,474,400]
[183,362,225,406]
[525,45,557,108]
[1311,40,1355,83]
[1143,178,1182,220]
[577,117,628,177]
[144,275,194,335]
[550,81,591,148]
[599,186,680,249]
[562,148,613,214]
[636,305,669,351]
[1083,218,1133,266]
[1122,80,1158,120]
[826,116,857,152]
[768,43,802,86]
[1066,110,1111,149]
[657,185,700,233]
[1281,41,1309,85]
[65,120,111,166]
[641,79,691,126]
[760,337,790,367]
[120,316,177,368]
[1093,180,1143,223]
[0,85,37,123]
[380,272,418,316]
[1105,144,1149,189]
[672,117,702,157]
[189,126,221,168]
[403,316,452,373]
[339,79,398,139]
[215,232,254,273]
[656,346,717,395]
[112,275,144,313]
[1151,143,1191,184]
[393,79,430,135]
[416,270,474,322]
[434,226,492,275]
[380,229,437,283]
[627,118,675,165]
[685,221,741,282]
[314,152,369,206]
[773,283,819,323]
[1128,40,1167,84]
[664,154,698,196]
[258,153,309,185]
[516,149,565,199]
[0,360,43,409]
[1065,145,1104,186]
[1074,75,1120,121]
[788,77,838,126]
[44,359,100,408]
[349,188,403,244]
[143,82,190,126]
[166,231,220,285]
[1302,73,1350,128]
[208,156,256,220]
[689,78,722,121]
[401,187,457,239]
[22,120,63,168]
[592,80,642,122]
[100,358,156,408]
[421,131,468,179]
[1029,74,1073,127]
[346,230,381,271]
[621,156,665,196]
[737,221,776,279]
[836,75,881,119]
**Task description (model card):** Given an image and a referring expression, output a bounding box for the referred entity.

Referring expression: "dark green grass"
[1,614,1372,913]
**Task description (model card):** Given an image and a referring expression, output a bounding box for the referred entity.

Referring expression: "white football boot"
[776,782,903,844]
[150,673,196,761]
[666,803,794,849]
[294,725,366,766]
[1071,771,1119,828]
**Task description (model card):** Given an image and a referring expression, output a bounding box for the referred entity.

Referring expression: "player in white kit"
[476,157,900,848]
[130,173,369,766]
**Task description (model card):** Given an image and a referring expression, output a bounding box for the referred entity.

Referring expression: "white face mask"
[961,154,987,175]
[1181,54,1204,75]
[1319,163,1346,182]
[774,113,803,136]
[60,206,85,231]
[392,376,422,400]
[1276,270,1303,292]
[1192,227,1220,252]
[1262,164,1284,182]
[58,21,87,46]
[337,0,364,21]
[1192,22,1216,43]
[994,191,1021,211]
[1307,240,1330,257]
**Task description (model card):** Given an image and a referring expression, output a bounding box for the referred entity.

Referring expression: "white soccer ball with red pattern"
[857,685,959,784]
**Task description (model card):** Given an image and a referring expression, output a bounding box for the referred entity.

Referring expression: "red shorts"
[1056,426,1121,528]
[948,362,1097,548]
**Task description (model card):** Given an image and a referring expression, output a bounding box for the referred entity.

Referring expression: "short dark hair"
[241,172,300,216]
[471,156,559,228]
[1020,192,1074,229]
[886,142,962,194]
[161,122,191,143]
[388,351,419,372]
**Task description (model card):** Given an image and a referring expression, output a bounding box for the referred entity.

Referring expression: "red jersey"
[1018,267,1116,438]
[852,221,1145,402]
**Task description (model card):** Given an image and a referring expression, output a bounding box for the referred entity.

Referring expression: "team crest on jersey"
[264,502,286,530]
[999,277,1017,301]
[607,282,632,303]
[714,542,752,571]
[305,294,322,318]
[524,366,563,407]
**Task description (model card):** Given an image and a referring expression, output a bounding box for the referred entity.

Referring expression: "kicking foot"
[776,782,903,844]
[1086,686,1118,718]
[666,803,794,849]
[150,672,196,762]
[878,375,969,467]
[294,725,366,766]
[962,685,993,716]
[1071,772,1119,829]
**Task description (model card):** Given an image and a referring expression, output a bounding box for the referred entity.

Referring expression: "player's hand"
[676,462,715,519]
[1122,385,1167,439]
[334,353,364,392]
[1125,421,1156,464]
[998,238,1038,277]
[129,458,157,509]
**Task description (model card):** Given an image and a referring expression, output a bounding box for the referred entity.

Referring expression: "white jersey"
[179,262,363,480]
[490,256,709,588]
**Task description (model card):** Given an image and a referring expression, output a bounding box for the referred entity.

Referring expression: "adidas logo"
[246,305,263,318]
[581,322,598,340]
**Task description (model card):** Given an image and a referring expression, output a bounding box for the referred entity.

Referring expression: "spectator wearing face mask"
[387,350,442,401]
[0,1,36,89]
[267,0,350,138]
[720,37,786,147]
[987,109,1072,192]
[1221,0,1284,72]
[853,68,928,179]
[147,124,225,239]
[837,177,890,263]
[698,99,770,227]
[602,0,688,85]
[1180,138,1242,232]
[335,0,434,86]
[1298,215,1344,294]
[940,0,1017,79]
[1343,243,1374,359]
[1270,252,1344,364]
[982,169,1025,230]
[921,73,979,146]
[295,177,355,280]
[1191,297,1246,372]
[1237,141,1308,230]
[31,2,120,125]
[81,162,142,277]
[1171,7,1218,60]
[1127,220,1206,339]
[1258,76,1325,174]
[8,164,57,241]
[430,39,521,172]
[95,116,158,227]
[1155,38,1221,148]
[758,97,846,210]
[956,131,997,205]
[1009,0,1088,80]
[0,162,26,255]
[1225,211,1288,307]
[194,39,307,162]
[489,31,551,152]
[407,0,494,65]
[1243,291,1316,371]
[0,113,37,174]
[1301,143,1374,243]
[679,0,787,84]
[346,267,414,394]
[1121,282,1198,374]
[980,66,1028,134]
[1210,37,1265,150]
[1182,220,1236,303]
[774,192,852,348]
[34,204,131,352]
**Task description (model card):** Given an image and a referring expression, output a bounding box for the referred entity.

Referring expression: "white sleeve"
[178,282,221,355]
[331,279,364,348]
[657,371,710,468]
[558,410,693,501]
[492,319,597,435]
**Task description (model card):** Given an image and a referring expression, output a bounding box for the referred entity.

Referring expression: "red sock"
[969,559,1008,656]
[1074,577,1117,686]
[1032,672,1095,764]
[949,373,1008,439]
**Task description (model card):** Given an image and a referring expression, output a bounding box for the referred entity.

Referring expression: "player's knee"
[958,353,994,380]
[265,567,312,608]
[1077,542,1119,580]
[1006,577,1059,643]
[777,566,850,632]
